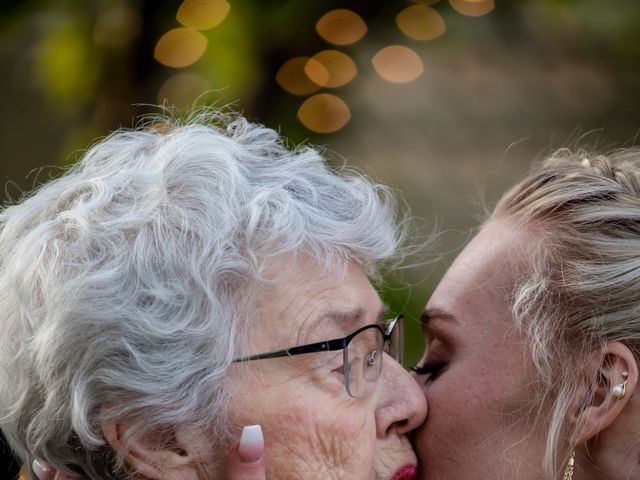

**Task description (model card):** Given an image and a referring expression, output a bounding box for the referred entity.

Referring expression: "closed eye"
[411,361,447,383]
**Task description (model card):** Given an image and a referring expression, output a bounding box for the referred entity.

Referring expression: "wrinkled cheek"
[264,405,375,480]
[374,443,413,480]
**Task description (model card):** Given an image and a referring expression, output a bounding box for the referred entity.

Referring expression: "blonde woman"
[414,149,640,479]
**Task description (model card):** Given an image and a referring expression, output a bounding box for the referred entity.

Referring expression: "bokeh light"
[154,28,208,68]
[449,0,495,17]
[304,50,357,88]
[316,9,367,46]
[372,45,424,83]
[276,57,326,95]
[396,5,446,41]
[297,94,351,133]
[177,0,231,30]
[157,72,211,109]
[303,58,330,88]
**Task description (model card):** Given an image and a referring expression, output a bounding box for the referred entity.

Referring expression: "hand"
[31,424,266,480]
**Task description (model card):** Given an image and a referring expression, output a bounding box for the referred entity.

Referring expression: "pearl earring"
[612,379,628,399]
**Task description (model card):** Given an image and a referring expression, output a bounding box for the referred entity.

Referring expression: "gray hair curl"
[492,148,640,479]
[0,109,405,478]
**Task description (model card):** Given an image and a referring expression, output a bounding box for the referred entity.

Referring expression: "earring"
[612,380,628,399]
[562,450,575,480]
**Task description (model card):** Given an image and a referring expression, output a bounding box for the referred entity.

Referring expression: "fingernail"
[32,459,50,480]
[238,425,263,464]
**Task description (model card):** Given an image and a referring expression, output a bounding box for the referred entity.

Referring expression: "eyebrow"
[419,308,457,333]
[322,303,388,329]
[301,303,388,344]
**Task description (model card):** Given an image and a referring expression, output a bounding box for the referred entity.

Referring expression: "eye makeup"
[411,361,447,382]
[412,329,450,383]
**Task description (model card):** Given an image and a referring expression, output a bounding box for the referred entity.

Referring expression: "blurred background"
[1,0,639,474]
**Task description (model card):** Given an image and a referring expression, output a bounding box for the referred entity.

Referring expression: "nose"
[375,354,428,437]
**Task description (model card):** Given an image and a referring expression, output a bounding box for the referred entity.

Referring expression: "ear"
[102,420,201,480]
[573,342,638,445]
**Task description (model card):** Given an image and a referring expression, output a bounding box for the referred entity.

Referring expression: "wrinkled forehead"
[250,255,384,347]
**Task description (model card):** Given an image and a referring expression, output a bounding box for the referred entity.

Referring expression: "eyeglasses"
[233,315,404,398]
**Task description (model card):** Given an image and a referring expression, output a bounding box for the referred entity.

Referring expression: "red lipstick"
[390,464,417,480]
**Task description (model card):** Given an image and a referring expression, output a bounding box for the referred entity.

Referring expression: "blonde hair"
[492,148,640,479]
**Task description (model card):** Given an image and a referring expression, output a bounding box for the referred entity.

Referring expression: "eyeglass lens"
[344,327,384,398]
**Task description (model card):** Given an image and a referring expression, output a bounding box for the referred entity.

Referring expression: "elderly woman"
[0,111,426,480]
[413,149,640,479]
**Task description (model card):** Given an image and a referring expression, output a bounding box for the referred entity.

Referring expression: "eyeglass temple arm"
[385,315,402,336]
[232,337,349,363]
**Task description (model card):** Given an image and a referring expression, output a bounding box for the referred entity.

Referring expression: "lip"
[390,464,417,480]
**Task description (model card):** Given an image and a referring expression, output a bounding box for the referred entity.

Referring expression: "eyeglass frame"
[232,315,404,398]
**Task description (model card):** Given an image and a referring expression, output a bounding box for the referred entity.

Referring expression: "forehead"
[428,219,536,330]
[254,257,383,347]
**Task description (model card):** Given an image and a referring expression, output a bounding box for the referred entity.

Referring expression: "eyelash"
[411,361,447,382]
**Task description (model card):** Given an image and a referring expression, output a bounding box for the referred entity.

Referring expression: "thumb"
[225,425,266,480]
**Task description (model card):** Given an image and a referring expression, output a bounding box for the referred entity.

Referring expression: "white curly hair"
[0,109,406,478]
